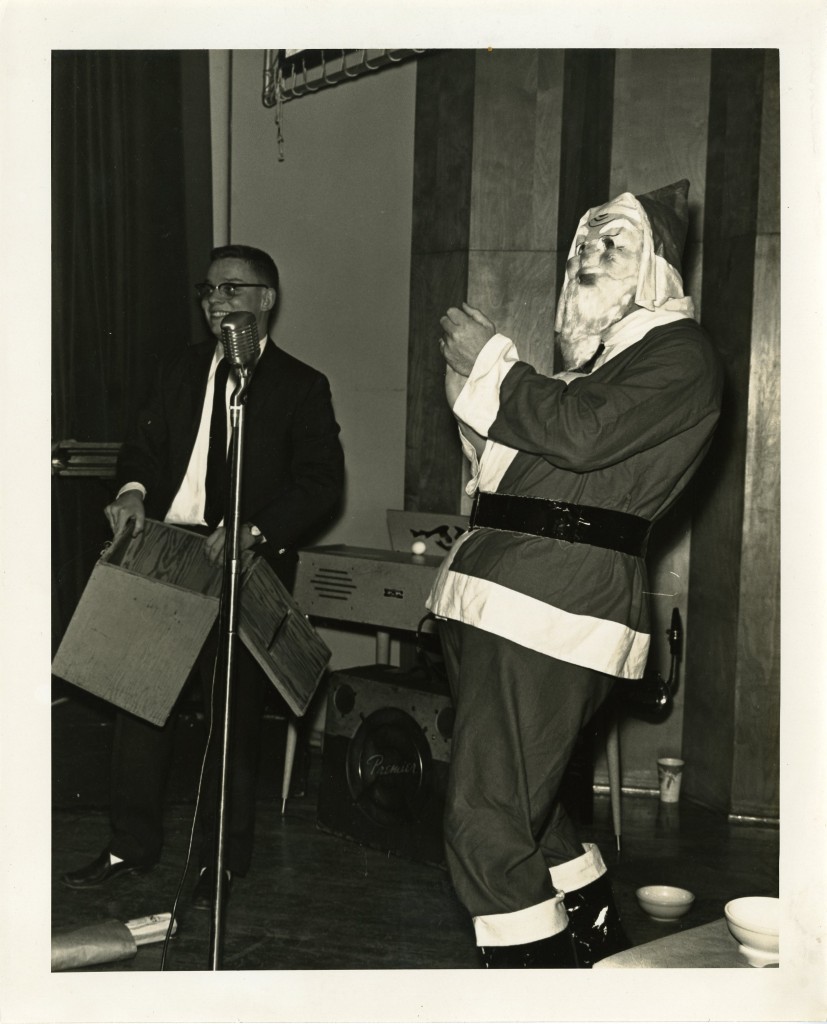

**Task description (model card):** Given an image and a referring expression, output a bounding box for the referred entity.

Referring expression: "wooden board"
[51,561,218,726]
[684,49,771,815]
[468,250,558,377]
[105,518,222,596]
[405,251,469,513]
[730,232,780,818]
[52,520,331,724]
[610,49,710,236]
[469,49,563,254]
[555,50,616,302]
[406,50,477,516]
[602,48,712,791]
[239,557,331,718]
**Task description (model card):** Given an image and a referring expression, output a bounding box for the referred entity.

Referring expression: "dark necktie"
[575,341,605,374]
[203,358,231,529]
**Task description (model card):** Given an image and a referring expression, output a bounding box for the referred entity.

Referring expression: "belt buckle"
[470,493,481,530]
[572,509,592,543]
[550,503,578,542]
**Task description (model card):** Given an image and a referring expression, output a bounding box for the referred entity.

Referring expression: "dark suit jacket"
[116,337,345,567]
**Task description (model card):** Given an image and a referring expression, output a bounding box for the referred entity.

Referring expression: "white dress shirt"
[119,337,268,528]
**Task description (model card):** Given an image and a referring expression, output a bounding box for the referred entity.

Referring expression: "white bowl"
[725,896,779,960]
[636,885,695,921]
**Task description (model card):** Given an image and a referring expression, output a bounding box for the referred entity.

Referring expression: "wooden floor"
[51,692,779,973]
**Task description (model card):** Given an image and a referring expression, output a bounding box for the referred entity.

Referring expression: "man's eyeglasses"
[194,282,269,300]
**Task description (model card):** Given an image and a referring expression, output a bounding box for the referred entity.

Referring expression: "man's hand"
[439,302,496,376]
[204,523,260,567]
[104,489,145,538]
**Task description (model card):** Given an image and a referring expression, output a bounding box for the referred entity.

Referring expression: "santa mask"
[555,179,693,370]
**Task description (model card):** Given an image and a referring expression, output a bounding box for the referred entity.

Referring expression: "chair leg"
[281,718,299,815]
[605,716,622,853]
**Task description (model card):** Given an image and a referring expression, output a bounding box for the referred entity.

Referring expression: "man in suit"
[62,244,345,907]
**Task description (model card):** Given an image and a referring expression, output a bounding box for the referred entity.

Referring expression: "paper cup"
[657,757,685,803]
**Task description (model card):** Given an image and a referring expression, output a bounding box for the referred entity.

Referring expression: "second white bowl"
[724,896,779,954]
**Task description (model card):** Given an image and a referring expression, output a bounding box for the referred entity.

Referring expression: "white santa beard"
[558,276,637,369]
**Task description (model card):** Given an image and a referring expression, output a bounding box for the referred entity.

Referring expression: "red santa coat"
[427,311,723,680]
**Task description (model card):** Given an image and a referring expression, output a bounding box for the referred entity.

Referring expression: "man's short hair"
[210,244,279,292]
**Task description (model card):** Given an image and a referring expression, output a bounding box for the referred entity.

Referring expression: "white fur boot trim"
[548,842,606,894]
[473,890,568,947]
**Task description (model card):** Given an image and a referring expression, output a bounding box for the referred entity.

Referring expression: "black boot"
[479,929,579,968]
[550,844,630,968]
[563,872,631,967]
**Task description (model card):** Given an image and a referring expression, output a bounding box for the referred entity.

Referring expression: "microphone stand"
[209,366,253,970]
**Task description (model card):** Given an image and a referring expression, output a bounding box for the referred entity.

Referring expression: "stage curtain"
[51,50,214,651]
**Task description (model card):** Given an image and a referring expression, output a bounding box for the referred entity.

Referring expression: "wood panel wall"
[555,50,616,326]
[405,50,476,514]
[684,50,780,819]
[404,49,780,819]
[607,49,712,789]
[468,50,564,380]
[730,50,780,818]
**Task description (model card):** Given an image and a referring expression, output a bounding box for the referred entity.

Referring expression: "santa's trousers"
[439,620,615,947]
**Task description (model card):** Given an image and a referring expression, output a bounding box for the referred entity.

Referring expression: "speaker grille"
[308,567,357,600]
[346,708,433,826]
[317,665,452,866]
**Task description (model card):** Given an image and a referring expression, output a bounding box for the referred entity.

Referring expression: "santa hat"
[554,179,694,333]
[636,178,690,278]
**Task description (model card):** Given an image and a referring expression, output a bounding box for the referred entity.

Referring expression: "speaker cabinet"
[317,664,453,867]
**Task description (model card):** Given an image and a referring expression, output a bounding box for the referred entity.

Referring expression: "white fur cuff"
[548,842,607,894]
[473,891,569,947]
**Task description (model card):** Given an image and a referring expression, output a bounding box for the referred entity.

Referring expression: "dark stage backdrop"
[51,50,214,651]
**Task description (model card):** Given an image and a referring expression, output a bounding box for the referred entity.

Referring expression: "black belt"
[470,492,651,557]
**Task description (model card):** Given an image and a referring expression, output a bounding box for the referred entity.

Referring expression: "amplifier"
[294,545,443,633]
[316,664,453,867]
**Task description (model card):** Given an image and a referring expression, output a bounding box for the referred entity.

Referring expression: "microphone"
[220,311,259,372]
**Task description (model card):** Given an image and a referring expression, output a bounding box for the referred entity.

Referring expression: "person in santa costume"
[430,180,723,968]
